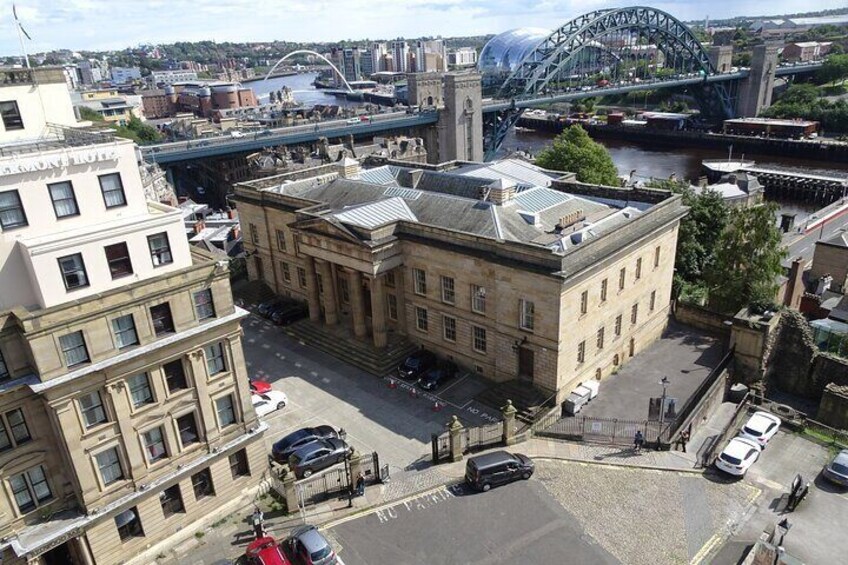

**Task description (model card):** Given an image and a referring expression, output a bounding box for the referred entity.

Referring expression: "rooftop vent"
[555,209,585,231]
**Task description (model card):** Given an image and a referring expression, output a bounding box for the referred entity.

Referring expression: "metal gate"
[463,422,503,454]
[539,416,673,447]
[431,432,450,463]
[295,467,348,506]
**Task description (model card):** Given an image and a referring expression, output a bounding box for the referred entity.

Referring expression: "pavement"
[580,321,725,421]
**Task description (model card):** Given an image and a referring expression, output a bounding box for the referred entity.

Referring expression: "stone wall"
[764,309,848,399]
[817,384,848,430]
[550,179,671,204]
[673,302,733,337]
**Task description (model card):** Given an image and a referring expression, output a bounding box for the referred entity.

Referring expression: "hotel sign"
[0,147,119,177]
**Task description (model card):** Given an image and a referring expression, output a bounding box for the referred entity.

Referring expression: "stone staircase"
[476,380,555,425]
[282,320,418,377]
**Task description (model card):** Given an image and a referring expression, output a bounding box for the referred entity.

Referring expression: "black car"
[397,350,437,380]
[289,438,352,479]
[465,451,534,492]
[258,298,285,318]
[272,425,342,463]
[271,303,309,326]
[417,362,458,391]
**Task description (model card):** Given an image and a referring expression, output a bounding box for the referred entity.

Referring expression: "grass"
[211,516,230,528]
[194,531,205,539]
[802,426,848,452]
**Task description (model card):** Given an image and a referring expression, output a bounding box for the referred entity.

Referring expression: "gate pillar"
[448,415,464,462]
[501,400,517,446]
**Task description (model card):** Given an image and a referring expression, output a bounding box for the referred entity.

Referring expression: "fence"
[431,432,451,464]
[668,347,734,440]
[697,392,751,468]
[278,451,385,508]
[463,422,504,454]
[536,415,673,447]
[296,467,348,507]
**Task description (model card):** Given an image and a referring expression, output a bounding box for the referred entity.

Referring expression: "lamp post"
[658,376,670,427]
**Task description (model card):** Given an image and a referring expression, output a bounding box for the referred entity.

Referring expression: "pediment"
[292,217,365,245]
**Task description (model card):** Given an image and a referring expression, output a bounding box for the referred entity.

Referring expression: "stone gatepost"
[501,400,517,446]
[448,415,464,462]
[348,448,364,487]
[281,473,298,513]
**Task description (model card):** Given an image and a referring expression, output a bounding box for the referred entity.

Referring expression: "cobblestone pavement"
[534,459,758,565]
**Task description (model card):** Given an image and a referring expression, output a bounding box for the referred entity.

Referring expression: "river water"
[245,73,841,221]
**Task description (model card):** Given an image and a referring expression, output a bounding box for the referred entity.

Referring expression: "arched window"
[595,368,602,380]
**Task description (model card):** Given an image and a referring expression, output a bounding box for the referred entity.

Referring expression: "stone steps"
[476,380,554,424]
[282,320,418,377]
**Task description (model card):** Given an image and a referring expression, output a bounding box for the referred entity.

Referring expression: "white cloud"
[0,0,844,55]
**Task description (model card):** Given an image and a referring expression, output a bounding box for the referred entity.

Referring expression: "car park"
[417,361,458,391]
[249,378,273,395]
[822,449,848,487]
[284,525,338,565]
[271,303,309,326]
[738,411,781,447]
[715,436,762,477]
[272,426,344,463]
[289,437,352,479]
[251,390,289,418]
[246,536,291,565]
[397,350,437,380]
[465,451,534,492]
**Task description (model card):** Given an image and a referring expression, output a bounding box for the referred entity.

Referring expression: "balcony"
[0,123,116,158]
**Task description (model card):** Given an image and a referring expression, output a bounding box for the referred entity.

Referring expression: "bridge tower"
[737,43,780,117]
[708,45,733,74]
[408,72,484,163]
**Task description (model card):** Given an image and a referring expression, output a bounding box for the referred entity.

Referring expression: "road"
[782,200,848,268]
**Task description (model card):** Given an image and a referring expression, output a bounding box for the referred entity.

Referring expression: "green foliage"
[704,203,787,314]
[817,54,848,85]
[535,125,619,186]
[113,116,162,145]
[646,180,730,301]
[78,106,104,122]
[761,83,848,133]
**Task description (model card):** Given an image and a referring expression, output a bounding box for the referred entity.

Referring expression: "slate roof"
[333,197,417,228]
[452,158,558,188]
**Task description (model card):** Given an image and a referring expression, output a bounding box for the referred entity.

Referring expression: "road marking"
[437,373,469,395]
[295,362,302,368]
[310,371,318,377]
[324,485,457,530]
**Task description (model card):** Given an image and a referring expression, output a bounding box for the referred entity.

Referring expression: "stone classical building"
[0,75,265,565]
[234,157,686,401]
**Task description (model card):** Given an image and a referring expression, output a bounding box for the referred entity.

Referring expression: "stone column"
[370,274,387,348]
[304,258,321,323]
[73,535,95,565]
[394,269,408,334]
[188,349,220,444]
[501,400,517,446]
[105,382,147,482]
[50,400,100,498]
[318,260,338,325]
[448,415,464,463]
[281,473,298,514]
[347,270,367,339]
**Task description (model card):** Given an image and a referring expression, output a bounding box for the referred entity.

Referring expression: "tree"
[817,54,848,85]
[535,125,620,186]
[645,180,730,299]
[78,106,104,122]
[704,203,787,314]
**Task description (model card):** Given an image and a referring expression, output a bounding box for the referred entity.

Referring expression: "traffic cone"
[432,400,442,412]
[409,387,419,398]
[387,378,397,389]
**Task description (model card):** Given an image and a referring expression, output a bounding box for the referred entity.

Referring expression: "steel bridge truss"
[484,6,734,159]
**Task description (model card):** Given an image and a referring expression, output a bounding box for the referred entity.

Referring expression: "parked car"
[289,438,352,479]
[249,378,273,395]
[715,437,762,477]
[397,350,437,380]
[417,362,458,391]
[272,426,343,463]
[271,303,309,326]
[822,449,848,487]
[230,130,245,138]
[465,451,534,492]
[251,390,289,418]
[738,411,781,447]
[284,525,338,565]
[267,300,298,320]
[259,129,274,137]
[258,298,286,318]
[246,536,291,565]
[346,118,360,125]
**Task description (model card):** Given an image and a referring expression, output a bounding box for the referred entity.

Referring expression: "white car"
[715,436,762,477]
[251,390,288,418]
[738,411,781,447]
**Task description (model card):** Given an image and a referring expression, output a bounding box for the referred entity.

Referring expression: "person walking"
[356,472,366,496]
[634,430,644,452]
[679,430,690,453]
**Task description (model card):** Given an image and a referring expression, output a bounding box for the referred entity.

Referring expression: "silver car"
[823,449,848,487]
[286,525,338,565]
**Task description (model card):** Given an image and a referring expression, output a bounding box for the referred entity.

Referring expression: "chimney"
[487,178,516,205]
[556,209,585,231]
[227,208,237,220]
[335,157,361,179]
[193,220,206,234]
[408,169,424,188]
[816,274,833,295]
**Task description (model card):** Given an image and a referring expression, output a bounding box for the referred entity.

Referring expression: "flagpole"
[13,5,31,69]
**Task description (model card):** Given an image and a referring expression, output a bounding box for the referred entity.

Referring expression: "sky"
[0,0,843,56]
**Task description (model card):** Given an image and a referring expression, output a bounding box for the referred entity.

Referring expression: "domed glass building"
[478,28,551,75]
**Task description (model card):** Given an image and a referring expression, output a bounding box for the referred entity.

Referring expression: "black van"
[465,451,534,492]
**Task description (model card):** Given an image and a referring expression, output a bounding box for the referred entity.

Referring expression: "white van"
[562,380,600,416]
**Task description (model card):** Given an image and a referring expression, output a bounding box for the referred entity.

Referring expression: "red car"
[246,537,291,565]
[250,378,272,395]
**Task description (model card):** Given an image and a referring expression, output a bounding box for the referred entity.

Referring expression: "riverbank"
[516,116,848,163]
[242,70,298,83]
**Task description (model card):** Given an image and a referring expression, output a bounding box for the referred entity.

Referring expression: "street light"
[658,376,670,427]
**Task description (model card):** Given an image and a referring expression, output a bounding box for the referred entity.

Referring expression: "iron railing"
[0,123,116,158]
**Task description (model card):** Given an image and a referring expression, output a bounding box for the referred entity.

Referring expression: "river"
[247,72,356,108]
[245,73,838,221]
